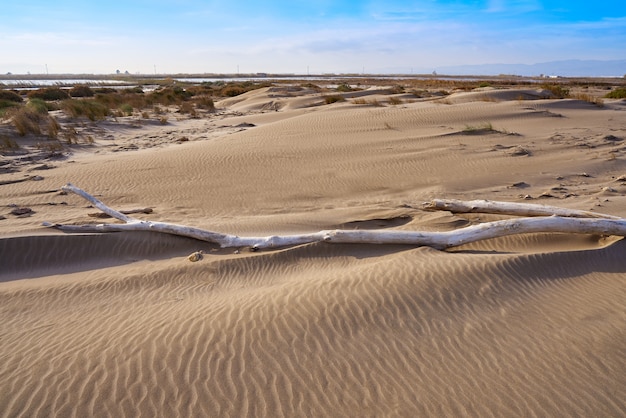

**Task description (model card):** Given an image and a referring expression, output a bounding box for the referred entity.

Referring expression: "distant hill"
[434,59,626,77]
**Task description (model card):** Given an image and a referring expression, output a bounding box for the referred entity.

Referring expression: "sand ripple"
[1,239,625,416]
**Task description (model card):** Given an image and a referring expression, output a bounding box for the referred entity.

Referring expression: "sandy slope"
[1,85,625,416]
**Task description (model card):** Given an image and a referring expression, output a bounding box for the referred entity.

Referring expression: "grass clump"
[352,98,384,106]
[27,98,50,113]
[463,122,497,134]
[573,93,604,107]
[119,103,134,116]
[28,87,70,101]
[69,85,95,97]
[388,96,403,105]
[0,90,23,103]
[541,83,570,99]
[195,96,215,111]
[605,88,626,99]
[178,102,197,117]
[324,95,345,104]
[61,99,110,121]
[336,83,355,92]
[0,99,21,115]
[11,106,45,136]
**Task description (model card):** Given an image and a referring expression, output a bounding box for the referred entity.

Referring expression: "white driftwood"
[44,183,626,251]
[423,198,621,219]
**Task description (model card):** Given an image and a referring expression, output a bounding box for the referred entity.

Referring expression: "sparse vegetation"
[462,122,519,135]
[46,116,61,139]
[63,125,79,144]
[0,135,19,151]
[352,98,383,106]
[2,76,622,158]
[36,140,64,153]
[462,122,500,134]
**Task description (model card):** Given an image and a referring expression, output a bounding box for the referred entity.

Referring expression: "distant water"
[0,79,130,87]
[0,75,542,89]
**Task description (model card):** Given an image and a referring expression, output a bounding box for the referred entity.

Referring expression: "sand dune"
[1,83,625,416]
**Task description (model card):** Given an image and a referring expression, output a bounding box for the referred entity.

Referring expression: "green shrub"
[605,88,626,99]
[28,87,70,101]
[69,85,94,97]
[0,90,23,103]
[541,84,570,99]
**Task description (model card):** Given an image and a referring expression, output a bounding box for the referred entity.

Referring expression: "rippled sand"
[2,85,625,416]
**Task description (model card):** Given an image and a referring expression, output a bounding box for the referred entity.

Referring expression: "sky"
[1,0,625,75]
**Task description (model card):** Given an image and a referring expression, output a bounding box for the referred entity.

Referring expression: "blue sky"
[1,0,625,75]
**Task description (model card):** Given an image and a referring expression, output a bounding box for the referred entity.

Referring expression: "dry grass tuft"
[324,95,345,104]
[573,93,604,107]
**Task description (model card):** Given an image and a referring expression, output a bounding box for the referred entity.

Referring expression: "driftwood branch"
[422,198,621,219]
[44,183,626,251]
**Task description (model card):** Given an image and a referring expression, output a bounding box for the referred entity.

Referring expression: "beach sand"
[1,83,625,416]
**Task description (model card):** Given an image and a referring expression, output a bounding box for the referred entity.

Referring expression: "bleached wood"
[45,184,626,251]
[62,183,133,223]
[423,198,621,219]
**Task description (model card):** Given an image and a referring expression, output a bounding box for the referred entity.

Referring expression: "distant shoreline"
[1,73,624,89]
